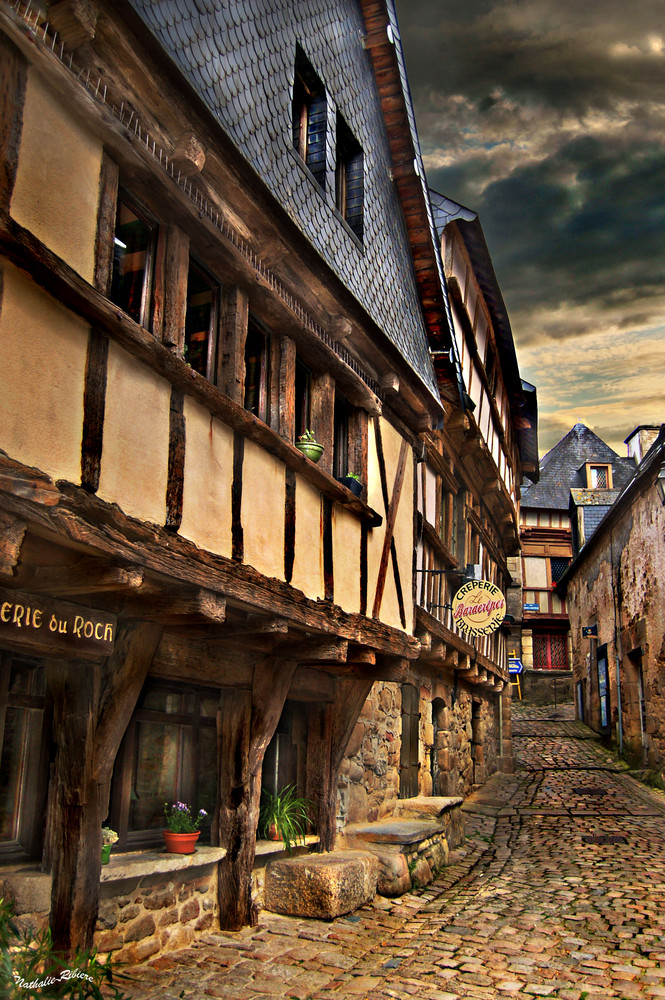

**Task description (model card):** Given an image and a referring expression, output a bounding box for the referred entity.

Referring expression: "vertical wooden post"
[311,372,335,476]
[218,286,249,402]
[347,408,368,498]
[153,224,190,352]
[217,658,297,930]
[44,624,162,956]
[45,659,102,956]
[271,335,296,442]
[313,677,374,851]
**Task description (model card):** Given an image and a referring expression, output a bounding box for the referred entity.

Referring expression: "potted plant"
[338,471,363,497]
[163,801,207,854]
[101,827,118,864]
[295,429,324,464]
[258,784,312,854]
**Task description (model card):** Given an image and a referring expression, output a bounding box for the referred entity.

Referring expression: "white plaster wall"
[11,69,101,283]
[97,342,170,524]
[0,265,87,484]
[179,398,233,558]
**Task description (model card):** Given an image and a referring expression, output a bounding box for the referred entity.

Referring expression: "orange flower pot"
[163,830,200,854]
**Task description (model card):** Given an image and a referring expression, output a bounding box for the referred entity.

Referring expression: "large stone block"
[264,851,378,919]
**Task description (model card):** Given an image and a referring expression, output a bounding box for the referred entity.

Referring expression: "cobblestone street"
[124,704,665,1000]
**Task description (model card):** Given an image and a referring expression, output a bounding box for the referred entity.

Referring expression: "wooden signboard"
[0,587,116,659]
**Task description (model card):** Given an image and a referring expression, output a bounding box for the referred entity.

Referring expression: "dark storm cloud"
[395,0,665,452]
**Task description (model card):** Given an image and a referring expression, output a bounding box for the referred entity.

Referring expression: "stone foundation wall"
[94,865,218,963]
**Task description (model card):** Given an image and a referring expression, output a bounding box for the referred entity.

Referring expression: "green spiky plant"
[258,785,313,854]
[0,898,131,999]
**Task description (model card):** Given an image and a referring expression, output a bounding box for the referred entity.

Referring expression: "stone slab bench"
[340,796,464,897]
[264,850,378,919]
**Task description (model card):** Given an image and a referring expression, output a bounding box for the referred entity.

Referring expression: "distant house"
[558,425,665,762]
[514,424,635,701]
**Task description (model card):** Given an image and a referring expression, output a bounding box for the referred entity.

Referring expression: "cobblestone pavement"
[123,704,665,1000]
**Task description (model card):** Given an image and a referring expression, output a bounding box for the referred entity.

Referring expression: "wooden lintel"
[290,666,335,702]
[121,587,226,625]
[27,558,144,596]
[285,637,349,664]
[218,615,289,638]
[375,654,409,683]
[0,511,26,577]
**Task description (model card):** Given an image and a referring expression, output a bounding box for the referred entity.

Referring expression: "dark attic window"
[292,46,327,191]
[335,113,364,241]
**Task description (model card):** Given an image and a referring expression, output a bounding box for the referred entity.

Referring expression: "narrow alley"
[124,703,665,1000]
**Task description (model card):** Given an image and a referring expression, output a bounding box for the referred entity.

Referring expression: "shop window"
[184,261,219,380]
[335,114,364,241]
[244,317,271,423]
[292,47,327,190]
[110,192,157,328]
[110,682,218,849]
[0,653,48,859]
[533,633,568,670]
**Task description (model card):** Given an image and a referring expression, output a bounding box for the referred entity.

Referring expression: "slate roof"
[125,0,440,402]
[521,423,635,510]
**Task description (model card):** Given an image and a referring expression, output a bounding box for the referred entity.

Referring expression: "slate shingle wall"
[127,0,438,399]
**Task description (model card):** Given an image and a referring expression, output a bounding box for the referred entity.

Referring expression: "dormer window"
[587,464,612,489]
[292,47,327,191]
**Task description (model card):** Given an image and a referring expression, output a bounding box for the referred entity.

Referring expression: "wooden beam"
[347,644,376,665]
[281,637,349,664]
[0,511,26,578]
[43,621,163,954]
[0,455,414,656]
[119,587,227,625]
[26,557,144,596]
[218,285,249,405]
[80,329,109,493]
[311,372,335,477]
[217,657,297,929]
[0,32,27,211]
[372,435,409,619]
[153,224,190,352]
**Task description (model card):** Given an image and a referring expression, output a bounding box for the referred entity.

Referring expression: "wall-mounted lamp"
[656,461,665,506]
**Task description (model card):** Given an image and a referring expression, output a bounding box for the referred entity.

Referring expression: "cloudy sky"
[394,0,665,456]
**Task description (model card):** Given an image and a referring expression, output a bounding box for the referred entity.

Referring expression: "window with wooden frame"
[244,316,271,424]
[586,463,612,489]
[0,653,49,859]
[292,47,327,190]
[333,392,351,480]
[184,260,219,380]
[295,357,312,440]
[109,681,218,850]
[110,191,158,328]
[335,113,364,241]
[549,556,571,584]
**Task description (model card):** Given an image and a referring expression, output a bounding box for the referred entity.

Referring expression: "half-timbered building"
[0,0,536,958]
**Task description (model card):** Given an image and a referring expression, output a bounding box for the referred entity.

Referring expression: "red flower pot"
[163,830,200,854]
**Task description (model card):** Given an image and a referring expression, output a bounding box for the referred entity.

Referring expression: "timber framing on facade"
[0,0,537,960]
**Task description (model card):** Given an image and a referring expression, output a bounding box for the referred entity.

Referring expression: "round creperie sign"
[452,580,506,637]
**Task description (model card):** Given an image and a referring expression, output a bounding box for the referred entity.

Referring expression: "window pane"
[0,707,29,841]
[111,198,155,326]
[129,720,190,831]
[185,265,216,378]
[244,321,270,422]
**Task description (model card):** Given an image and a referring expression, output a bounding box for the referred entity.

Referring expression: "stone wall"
[566,479,665,766]
[519,669,574,706]
[338,677,502,826]
[94,865,218,964]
